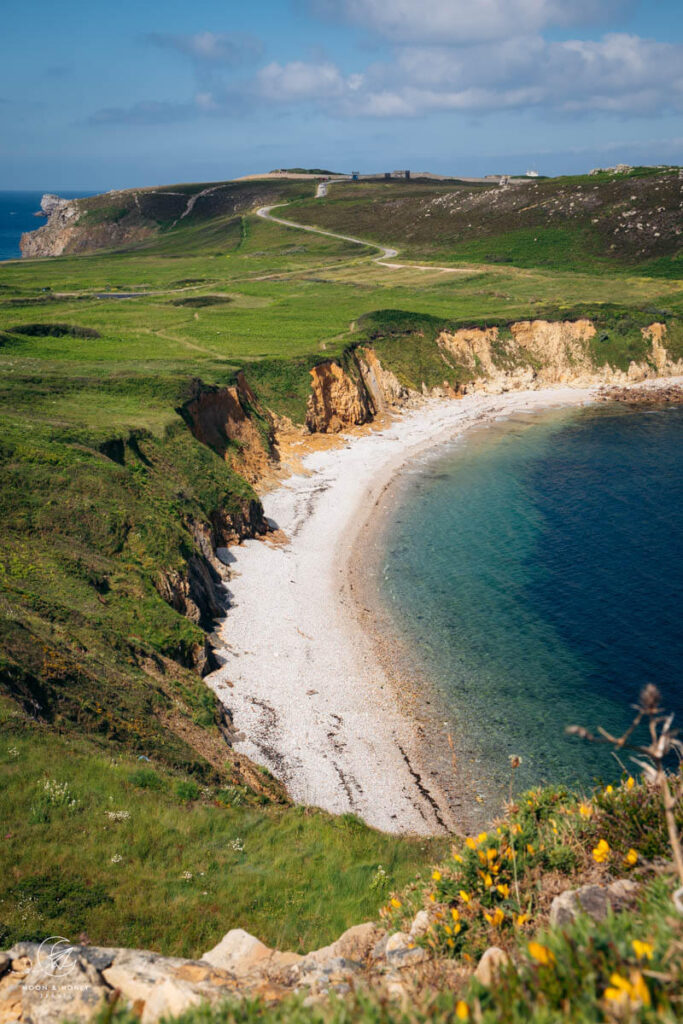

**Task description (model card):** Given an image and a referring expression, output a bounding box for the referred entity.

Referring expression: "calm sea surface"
[378,403,683,802]
[0,191,89,261]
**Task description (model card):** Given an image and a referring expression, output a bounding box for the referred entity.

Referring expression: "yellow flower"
[444,925,452,936]
[604,784,614,795]
[459,890,471,903]
[429,893,436,902]
[390,897,402,909]
[486,847,498,863]
[496,883,510,899]
[477,832,488,844]
[484,907,504,927]
[453,853,463,864]
[592,838,610,864]
[624,848,638,867]
[453,922,461,935]
[432,869,442,882]
[483,872,493,888]
[625,776,635,791]
[456,1001,469,1021]
[604,971,650,1008]
[451,907,460,922]
[578,801,592,819]
[632,939,653,960]
[528,942,555,966]
[465,837,478,850]
[516,913,530,927]
[526,844,535,856]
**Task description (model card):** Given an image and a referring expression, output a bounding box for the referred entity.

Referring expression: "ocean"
[377,402,683,804]
[0,190,89,261]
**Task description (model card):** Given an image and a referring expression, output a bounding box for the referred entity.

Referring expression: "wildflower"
[110,854,123,864]
[453,853,463,864]
[459,890,471,903]
[482,872,493,888]
[509,755,522,769]
[484,908,504,927]
[390,897,402,909]
[486,847,497,863]
[592,838,610,864]
[456,1000,469,1021]
[604,971,650,1008]
[496,883,510,899]
[230,838,244,852]
[516,913,530,927]
[624,848,638,867]
[429,893,436,903]
[632,939,653,960]
[528,942,555,966]
[8,747,19,759]
[625,776,635,791]
[450,908,460,922]
[477,832,488,844]
[182,871,193,880]
[432,869,442,882]
[526,844,535,856]
[578,801,593,819]
[465,837,478,851]
[105,810,130,823]
[604,785,614,795]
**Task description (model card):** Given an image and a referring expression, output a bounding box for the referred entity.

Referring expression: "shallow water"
[378,402,683,804]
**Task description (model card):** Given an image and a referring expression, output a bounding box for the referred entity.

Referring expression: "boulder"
[474,947,509,987]
[308,923,380,965]
[409,911,431,939]
[550,880,639,927]
[385,932,427,967]
[201,929,271,975]
[101,950,189,1005]
[140,978,203,1024]
[21,956,109,1024]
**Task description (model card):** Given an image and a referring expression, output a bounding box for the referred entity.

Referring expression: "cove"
[376,402,683,807]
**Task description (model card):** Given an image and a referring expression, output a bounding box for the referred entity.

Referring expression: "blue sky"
[1,0,682,189]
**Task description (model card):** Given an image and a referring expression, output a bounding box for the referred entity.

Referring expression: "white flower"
[110,854,123,864]
[8,747,19,759]
[182,871,193,880]
[105,810,131,822]
[231,838,244,852]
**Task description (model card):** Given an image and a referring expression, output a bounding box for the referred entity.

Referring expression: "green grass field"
[1,171,681,957]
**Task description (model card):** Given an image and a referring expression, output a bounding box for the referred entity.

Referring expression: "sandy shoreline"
[207,379,681,835]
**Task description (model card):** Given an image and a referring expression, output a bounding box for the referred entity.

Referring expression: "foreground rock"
[0,923,458,1023]
[549,879,640,927]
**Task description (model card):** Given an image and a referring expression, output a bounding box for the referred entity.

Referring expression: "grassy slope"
[0,170,681,957]
[283,167,682,276]
[0,697,445,955]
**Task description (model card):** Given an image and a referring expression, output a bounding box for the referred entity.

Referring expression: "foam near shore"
[208,379,682,835]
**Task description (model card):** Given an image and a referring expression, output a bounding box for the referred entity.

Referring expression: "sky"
[1,0,682,190]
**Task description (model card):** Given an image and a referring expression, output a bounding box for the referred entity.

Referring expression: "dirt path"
[256,201,471,275]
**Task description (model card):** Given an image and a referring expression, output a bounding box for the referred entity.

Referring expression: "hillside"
[1,168,683,974]
[284,167,683,276]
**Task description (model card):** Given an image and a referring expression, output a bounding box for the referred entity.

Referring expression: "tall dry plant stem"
[567,684,683,896]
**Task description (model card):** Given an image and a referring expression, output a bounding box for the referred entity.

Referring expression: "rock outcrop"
[305,360,373,433]
[0,921,454,1024]
[20,196,82,258]
[179,373,274,485]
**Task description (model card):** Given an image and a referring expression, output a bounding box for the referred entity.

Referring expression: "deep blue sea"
[378,403,683,803]
[0,190,88,261]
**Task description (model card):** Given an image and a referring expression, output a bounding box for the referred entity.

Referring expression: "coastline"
[208,378,682,835]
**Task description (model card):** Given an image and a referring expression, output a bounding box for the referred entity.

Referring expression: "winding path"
[256,200,470,274]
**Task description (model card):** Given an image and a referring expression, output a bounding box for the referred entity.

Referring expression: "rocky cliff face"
[20,195,83,257]
[179,373,274,485]
[301,321,683,433]
[305,360,374,432]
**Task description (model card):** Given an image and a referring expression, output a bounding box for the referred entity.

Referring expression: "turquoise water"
[379,403,683,802]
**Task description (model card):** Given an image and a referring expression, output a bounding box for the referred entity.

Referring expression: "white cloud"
[311,0,630,43]
[319,33,683,117]
[257,61,364,101]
